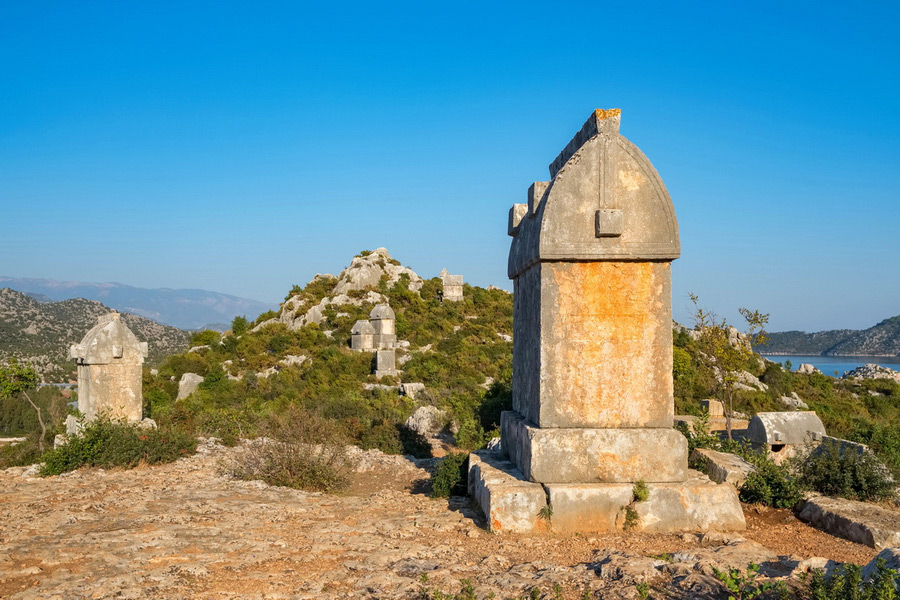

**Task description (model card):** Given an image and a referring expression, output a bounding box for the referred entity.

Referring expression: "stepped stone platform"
[470,450,745,534]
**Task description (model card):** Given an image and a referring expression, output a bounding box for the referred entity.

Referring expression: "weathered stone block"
[468,451,549,534]
[798,496,900,549]
[501,411,687,483]
[375,349,399,379]
[546,473,745,533]
[512,261,675,429]
[691,448,755,487]
[701,399,724,417]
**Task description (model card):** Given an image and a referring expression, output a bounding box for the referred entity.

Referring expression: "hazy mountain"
[760,315,900,356]
[0,288,190,381]
[0,277,276,330]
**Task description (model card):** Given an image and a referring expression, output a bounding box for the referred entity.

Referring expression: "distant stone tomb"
[375,349,399,379]
[747,411,826,464]
[440,268,464,302]
[67,313,149,433]
[350,320,376,351]
[470,109,745,533]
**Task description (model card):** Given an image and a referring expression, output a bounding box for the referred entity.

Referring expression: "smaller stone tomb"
[440,268,464,302]
[350,320,376,351]
[747,411,826,464]
[369,304,397,349]
[68,313,148,430]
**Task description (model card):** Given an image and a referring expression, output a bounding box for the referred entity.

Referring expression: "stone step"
[798,496,900,549]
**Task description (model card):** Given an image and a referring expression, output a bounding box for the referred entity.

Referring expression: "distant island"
[757,315,900,356]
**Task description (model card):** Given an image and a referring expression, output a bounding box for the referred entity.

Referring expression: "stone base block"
[501,411,687,483]
[547,471,745,533]
[468,451,550,533]
[470,452,745,534]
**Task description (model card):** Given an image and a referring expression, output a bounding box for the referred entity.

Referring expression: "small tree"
[0,360,45,451]
[690,295,769,440]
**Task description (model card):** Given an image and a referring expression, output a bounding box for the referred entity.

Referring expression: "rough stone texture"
[799,496,900,549]
[176,372,205,400]
[404,406,446,437]
[548,475,745,534]
[501,411,686,483]
[375,349,399,379]
[797,363,821,375]
[863,547,900,582]
[400,382,426,399]
[68,313,148,424]
[468,451,549,534]
[691,448,756,487]
[439,268,464,302]
[778,392,809,410]
[333,247,423,295]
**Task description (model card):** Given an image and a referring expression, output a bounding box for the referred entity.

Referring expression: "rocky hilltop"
[0,288,189,381]
[0,276,276,330]
[760,315,900,356]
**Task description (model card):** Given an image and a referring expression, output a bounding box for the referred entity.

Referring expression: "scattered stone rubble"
[472,109,744,534]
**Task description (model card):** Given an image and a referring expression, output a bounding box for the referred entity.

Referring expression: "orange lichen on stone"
[543,261,673,428]
[594,108,622,120]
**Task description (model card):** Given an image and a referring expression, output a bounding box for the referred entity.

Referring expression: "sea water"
[761,355,900,378]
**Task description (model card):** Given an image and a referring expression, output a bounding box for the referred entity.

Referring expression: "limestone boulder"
[404,405,446,437]
[797,363,821,375]
[778,392,809,410]
[177,373,204,400]
[863,548,900,584]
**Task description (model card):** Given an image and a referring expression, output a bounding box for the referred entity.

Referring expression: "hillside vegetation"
[0,288,189,381]
[144,249,513,454]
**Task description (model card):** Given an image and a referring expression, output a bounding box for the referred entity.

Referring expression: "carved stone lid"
[369,304,395,321]
[508,109,680,279]
[351,319,376,335]
[68,312,148,365]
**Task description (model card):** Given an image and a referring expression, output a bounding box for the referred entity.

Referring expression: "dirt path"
[0,441,880,599]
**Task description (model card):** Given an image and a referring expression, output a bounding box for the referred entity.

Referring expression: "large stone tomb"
[470,109,745,533]
[68,313,148,432]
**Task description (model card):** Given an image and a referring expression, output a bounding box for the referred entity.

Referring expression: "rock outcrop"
[842,364,900,384]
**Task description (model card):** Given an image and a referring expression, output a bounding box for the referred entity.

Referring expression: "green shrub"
[227,407,352,493]
[359,422,403,454]
[739,459,803,508]
[41,420,197,476]
[431,452,468,498]
[796,439,896,502]
[397,424,432,459]
[633,480,649,503]
[0,434,44,468]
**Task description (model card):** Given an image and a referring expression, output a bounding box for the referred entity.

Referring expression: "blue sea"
[761,355,900,378]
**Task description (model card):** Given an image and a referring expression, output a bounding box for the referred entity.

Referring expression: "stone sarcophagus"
[470,110,745,533]
[68,312,148,427]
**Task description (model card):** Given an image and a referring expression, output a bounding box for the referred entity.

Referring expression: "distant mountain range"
[0,277,276,330]
[760,315,900,356]
[0,288,190,381]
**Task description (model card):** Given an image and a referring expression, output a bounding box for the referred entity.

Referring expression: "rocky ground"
[0,441,881,600]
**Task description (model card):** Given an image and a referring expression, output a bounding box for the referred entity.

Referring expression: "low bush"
[806,560,899,600]
[739,458,804,508]
[795,439,896,502]
[227,407,353,493]
[431,452,468,498]
[41,419,197,476]
[0,433,44,468]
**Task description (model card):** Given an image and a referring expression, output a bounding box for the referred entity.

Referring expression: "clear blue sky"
[1,1,898,332]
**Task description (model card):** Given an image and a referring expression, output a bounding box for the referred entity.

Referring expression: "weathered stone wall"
[79,362,143,422]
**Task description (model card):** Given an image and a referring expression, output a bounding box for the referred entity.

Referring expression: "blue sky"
[1,1,898,331]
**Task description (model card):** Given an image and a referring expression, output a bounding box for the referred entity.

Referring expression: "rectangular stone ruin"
[374,349,399,379]
[470,109,745,534]
[440,268,464,302]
